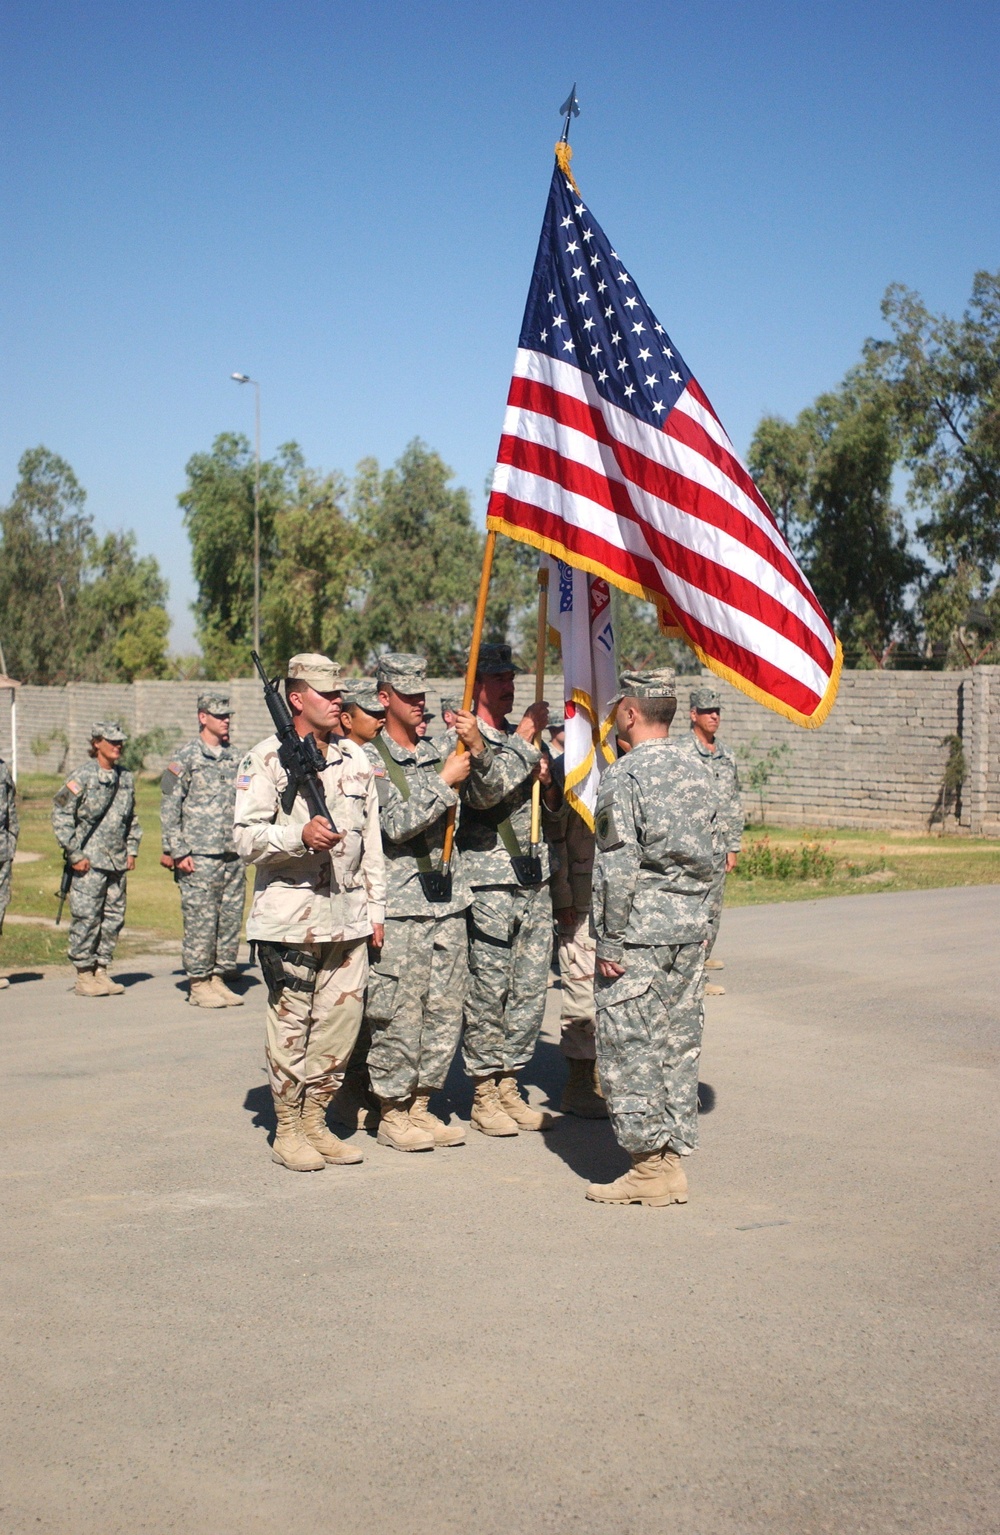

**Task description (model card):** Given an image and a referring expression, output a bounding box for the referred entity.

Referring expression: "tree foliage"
[0,446,169,683]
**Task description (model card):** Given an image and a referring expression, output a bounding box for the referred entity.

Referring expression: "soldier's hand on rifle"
[174,855,195,875]
[516,701,549,742]
[301,815,342,851]
[72,857,90,873]
[127,855,136,872]
[452,710,485,756]
[440,750,472,788]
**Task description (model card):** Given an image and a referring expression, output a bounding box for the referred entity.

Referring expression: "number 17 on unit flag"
[487,145,842,729]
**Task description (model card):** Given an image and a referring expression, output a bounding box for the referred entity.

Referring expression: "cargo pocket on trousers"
[365,963,399,1024]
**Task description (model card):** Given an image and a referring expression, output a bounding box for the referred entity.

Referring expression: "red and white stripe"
[487,349,840,726]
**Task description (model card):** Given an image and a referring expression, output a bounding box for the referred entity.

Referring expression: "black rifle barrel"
[251,651,337,831]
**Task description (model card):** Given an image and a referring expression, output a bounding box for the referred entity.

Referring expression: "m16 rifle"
[251,651,338,829]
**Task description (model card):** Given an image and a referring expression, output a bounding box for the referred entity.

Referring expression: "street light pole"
[231,372,261,654]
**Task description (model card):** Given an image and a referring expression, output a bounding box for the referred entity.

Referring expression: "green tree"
[345,441,485,673]
[748,376,922,666]
[0,446,169,683]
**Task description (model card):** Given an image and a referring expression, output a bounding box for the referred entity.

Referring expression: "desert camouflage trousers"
[258,938,368,1104]
[177,854,245,978]
[557,908,597,1060]
[462,881,552,1077]
[0,858,11,930]
[706,861,727,956]
[366,912,468,1100]
[67,866,127,970]
[595,941,706,1155]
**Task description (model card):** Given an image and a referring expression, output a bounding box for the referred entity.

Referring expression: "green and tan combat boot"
[300,1093,364,1165]
[211,975,244,1007]
[94,967,124,995]
[73,968,106,998]
[470,1076,519,1136]
[497,1073,554,1131]
[271,1094,326,1171]
[559,1058,609,1119]
[408,1092,466,1146]
[586,1149,686,1207]
[188,977,226,1008]
[376,1099,435,1152]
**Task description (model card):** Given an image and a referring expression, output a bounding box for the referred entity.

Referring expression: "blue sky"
[2,0,997,651]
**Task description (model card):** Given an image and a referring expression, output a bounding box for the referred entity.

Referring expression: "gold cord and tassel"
[554,139,580,193]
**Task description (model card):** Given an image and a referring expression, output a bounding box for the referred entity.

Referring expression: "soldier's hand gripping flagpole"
[529,563,549,856]
[438,530,498,883]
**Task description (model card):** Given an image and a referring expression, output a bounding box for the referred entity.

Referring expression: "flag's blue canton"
[519,167,693,432]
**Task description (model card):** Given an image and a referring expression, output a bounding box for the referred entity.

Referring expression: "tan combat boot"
[585,1149,684,1207]
[704,983,726,997]
[329,1074,378,1133]
[0,976,10,990]
[469,1077,519,1137]
[211,975,244,1007]
[659,1149,689,1202]
[271,1094,326,1171]
[74,968,106,998]
[705,958,724,971]
[188,977,227,1008]
[409,1092,466,1146]
[376,1099,435,1152]
[497,1073,554,1131]
[94,967,124,995]
[560,1058,609,1119]
[300,1094,364,1165]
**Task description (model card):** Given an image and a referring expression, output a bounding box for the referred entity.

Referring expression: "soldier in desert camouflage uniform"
[678,684,744,995]
[459,642,561,1136]
[160,692,245,1009]
[587,671,716,1208]
[233,654,387,1173]
[52,722,142,998]
[0,755,18,988]
[360,653,507,1152]
[548,760,607,1118]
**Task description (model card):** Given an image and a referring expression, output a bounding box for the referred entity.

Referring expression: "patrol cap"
[690,684,722,711]
[286,653,342,692]
[341,678,386,716]
[608,668,676,707]
[377,653,427,695]
[439,696,463,716]
[422,710,436,722]
[91,720,126,743]
[475,642,520,677]
[547,708,565,731]
[197,691,231,716]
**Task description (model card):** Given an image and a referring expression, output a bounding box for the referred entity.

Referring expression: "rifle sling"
[372,736,437,875]
[75,773,123,858]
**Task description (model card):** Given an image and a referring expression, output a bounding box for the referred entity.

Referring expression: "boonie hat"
[475,642,520,677]
[91,720,126,743]
[377,654,427,694]
[690,684,722,711]
[198,691,231,716]
[608,668,676,707]
[287,653,342,692]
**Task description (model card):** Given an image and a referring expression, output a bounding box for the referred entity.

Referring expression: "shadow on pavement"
[114,972,153,988]
[4,971,44,985]
[244,1084,275,1141]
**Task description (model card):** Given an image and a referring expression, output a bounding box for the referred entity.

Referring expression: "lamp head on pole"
[231,372,252,384]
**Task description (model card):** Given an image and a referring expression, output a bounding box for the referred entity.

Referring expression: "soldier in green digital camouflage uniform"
[160,692,245,1009]
[360,654,507,1151]
[52,722,142,998]
[678,684,743,996]
[459,642,561,1136]
[588,671,716,1208]
[0,755,19,989]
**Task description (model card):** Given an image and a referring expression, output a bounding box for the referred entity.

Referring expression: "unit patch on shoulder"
[595,799,622,851]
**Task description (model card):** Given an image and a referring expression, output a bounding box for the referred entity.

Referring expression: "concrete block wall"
[2,666,998,836]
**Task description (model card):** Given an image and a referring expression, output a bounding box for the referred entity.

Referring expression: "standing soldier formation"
[0,752,18,988]
[52,722,142,997]
[160,693,245,1009]
[588,671,715,1207]
[233,654,386,1172]
[679,685,743,995]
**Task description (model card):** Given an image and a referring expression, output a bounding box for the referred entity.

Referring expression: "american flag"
[487,159,842,727]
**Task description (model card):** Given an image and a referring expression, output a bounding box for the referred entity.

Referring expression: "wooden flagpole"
[439,530,497,874]
[529,563,549,850]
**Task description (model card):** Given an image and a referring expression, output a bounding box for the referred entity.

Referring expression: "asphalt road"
[1,886,997,1535]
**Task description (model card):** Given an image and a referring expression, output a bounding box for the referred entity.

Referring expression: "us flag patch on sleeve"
[66,779,81,795]
[236,773,252,790]
[166,761,183,776]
